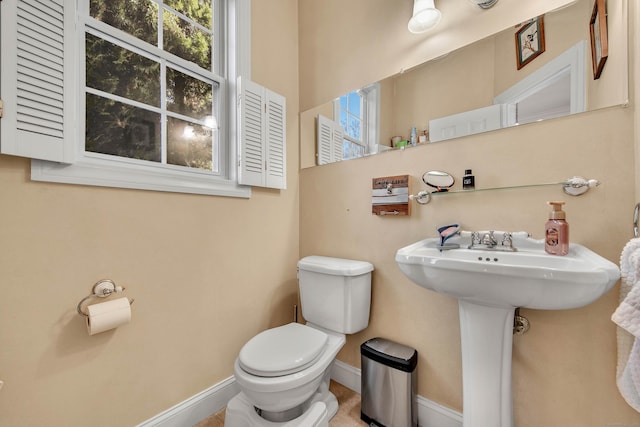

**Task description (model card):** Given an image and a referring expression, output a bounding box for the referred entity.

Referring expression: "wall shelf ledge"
[409,176,600,204]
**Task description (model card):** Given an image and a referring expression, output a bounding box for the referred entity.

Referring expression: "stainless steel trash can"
[360,337,418,427]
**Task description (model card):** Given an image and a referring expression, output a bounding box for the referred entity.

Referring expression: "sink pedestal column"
[459,300,515,427]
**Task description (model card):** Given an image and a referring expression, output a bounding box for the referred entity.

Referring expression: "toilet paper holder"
[77,279,134,317]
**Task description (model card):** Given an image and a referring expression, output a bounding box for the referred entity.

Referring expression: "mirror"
[423,171,455,192]
[300,0,628,169]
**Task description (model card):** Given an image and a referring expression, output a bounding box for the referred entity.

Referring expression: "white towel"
[613,284,640,337]
[612,238,640,412]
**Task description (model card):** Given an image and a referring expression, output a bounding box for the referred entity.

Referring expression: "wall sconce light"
[470,0,499,9]
[408,0,441,33]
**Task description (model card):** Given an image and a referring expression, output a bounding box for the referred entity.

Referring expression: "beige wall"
[299,0,640,426]
[636,0,640,203]
[301,106,640,426]
[299,0,629,168]
[298,0,576,111]
[387,36,496,144]
[0,1,299,426]
[493,0,628,110]
[1,1,638,426]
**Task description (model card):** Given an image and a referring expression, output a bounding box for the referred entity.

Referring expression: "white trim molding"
[135,377,239,427]
[136,361,462,427]
[331,360,463,427]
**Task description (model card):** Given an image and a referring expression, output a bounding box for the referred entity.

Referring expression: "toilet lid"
[238,323,328,377]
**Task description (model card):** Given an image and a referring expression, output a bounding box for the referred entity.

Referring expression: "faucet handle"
[501,232,513,247]
[471,231,480,245]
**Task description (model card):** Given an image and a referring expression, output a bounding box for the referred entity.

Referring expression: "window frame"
[332,83,379,161]
[335,90,365,154]
[31,0,252,198]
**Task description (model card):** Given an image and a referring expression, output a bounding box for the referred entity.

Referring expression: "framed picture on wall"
[590,0,608,79]
[515,16,545,70]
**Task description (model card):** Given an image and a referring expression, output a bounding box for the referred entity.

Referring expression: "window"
[333,83,379,161]
[1,0,256,197]
[84,0,222,173]
[336,91,365,160]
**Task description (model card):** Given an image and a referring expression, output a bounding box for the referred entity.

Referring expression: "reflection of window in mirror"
[333,83,379,160]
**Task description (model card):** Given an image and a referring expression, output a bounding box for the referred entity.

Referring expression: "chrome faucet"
[481,231,498,247]
[468,230,518,252]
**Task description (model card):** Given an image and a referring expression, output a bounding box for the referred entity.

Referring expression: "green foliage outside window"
[86,0,217,172]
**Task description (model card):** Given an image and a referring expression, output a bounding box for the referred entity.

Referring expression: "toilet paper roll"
[86,297,131,335]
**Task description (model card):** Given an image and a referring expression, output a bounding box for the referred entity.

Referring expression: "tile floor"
[194,381,368,426]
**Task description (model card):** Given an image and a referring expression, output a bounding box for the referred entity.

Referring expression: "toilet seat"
[239,323,329,377]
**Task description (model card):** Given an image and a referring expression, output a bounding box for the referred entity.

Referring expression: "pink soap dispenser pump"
[545,201,569,255]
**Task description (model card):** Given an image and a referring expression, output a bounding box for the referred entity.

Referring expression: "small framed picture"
[515,16,545,70]
[590,0,608,79]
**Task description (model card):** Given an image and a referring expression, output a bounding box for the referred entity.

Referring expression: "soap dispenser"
[545,201,569,255]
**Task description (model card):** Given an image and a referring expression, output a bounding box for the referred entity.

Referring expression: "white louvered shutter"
[237,77,286,189]
[0,0,75,163]
[316,114,343,165]
[238,77,264,186]
[317,114,332,165]
[265,89,286,189]
[331,123,343,163]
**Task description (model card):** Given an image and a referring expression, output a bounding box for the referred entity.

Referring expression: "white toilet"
[224,256,374,427]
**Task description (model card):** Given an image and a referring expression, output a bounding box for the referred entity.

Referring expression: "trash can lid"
[361,337,418,373]
[298,256,374,276]
[365,337,416,360]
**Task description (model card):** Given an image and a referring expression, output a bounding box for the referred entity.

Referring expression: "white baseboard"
[136,376,239,427]
[137,361,462,427]
[331,360,463,427]
[330,359,363,393]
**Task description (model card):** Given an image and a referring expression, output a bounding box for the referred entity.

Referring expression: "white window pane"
[348,92,361,116]
[339,110,348,131]
[167,117,214,171]
[90,0,158,46]
[86,93,161,162]
[86,34,161,107]
[348,115,361,140]
[164,0,213,28]
[340,95,347,111]
[163,10,212,70]
[166,67,215,119]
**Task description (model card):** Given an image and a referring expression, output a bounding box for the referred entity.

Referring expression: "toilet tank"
[298,256,374,334]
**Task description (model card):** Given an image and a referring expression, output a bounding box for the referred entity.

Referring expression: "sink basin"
[395,232,620,309]
[395,231,620,427]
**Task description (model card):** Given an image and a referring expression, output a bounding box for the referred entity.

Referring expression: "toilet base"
[224,390,337,427]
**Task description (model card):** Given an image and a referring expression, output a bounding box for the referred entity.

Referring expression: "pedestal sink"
[395,232,620,427]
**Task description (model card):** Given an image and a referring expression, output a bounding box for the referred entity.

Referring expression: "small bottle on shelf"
[462,169,475,190]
